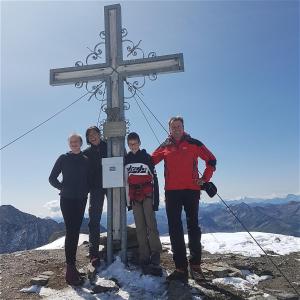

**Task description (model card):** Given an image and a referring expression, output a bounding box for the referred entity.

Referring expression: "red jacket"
[151,133,216,191]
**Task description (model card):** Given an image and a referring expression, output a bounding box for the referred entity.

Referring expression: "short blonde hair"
[68,133,83,146]
[168,116,184,127]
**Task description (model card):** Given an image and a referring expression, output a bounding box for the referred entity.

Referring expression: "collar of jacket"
[91,143,100,150]
[164,132,191,146]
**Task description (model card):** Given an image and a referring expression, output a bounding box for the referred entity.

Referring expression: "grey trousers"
[132,196,162,264]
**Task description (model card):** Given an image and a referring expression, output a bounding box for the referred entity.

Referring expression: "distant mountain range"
[0,205,61,254]
[207,193,300,207]
[1,194,299,254]
[0,205,105,254]
[126,194,300,236]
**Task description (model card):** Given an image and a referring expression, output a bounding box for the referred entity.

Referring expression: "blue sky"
[1,1,299,218]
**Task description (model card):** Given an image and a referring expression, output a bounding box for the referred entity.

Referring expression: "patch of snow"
[40,287,89,299]
[213,276,253,291]
[20,285,41,293]
[100,256,165,297]
[245,273,272,285]
[160,232,300,257]
[212,271,272,291]
[35,234,89,250]
[37,256,167,299]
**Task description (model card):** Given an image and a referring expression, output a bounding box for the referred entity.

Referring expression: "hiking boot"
[189,264,206,281]
[148,264,163,277]
[65,264,84,286]
[142,263,163,277]
[166,268,188,283]
[140,261,150,275]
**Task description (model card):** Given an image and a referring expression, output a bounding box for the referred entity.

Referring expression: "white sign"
[102,157,124,188]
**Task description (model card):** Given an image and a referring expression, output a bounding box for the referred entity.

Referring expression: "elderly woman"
[49,133,92,286]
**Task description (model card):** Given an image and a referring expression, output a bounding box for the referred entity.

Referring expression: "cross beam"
[49,4,184,264]
[51,55,183,85]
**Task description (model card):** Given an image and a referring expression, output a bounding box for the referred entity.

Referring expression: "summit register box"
[102,157,124,188]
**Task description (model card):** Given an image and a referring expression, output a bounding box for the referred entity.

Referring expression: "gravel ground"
[0,243,299,300]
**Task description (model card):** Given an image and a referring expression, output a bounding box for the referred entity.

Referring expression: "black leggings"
[60,196,87,265]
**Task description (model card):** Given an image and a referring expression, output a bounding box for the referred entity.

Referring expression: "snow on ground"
[212,270,272,291]
[161,232,300,257]
[36,234,89,250]
[23,256,168,299]
[20,257,273,299]
[36,232,300,256]
[26,232,299,298]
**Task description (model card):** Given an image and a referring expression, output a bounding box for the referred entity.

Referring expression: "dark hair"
[127,132,140,143]
[168,116,184,127]
[85,126,101,145]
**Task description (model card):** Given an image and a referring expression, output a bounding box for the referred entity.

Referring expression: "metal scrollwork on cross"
[122,28,159,100]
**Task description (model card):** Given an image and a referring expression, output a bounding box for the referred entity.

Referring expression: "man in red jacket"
[152,116,216,283]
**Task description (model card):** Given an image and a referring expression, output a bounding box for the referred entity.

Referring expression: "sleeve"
[49,155,63,190]
[196,144,217,182]
[124,156,131,209]
[147,154,159,211]
[151,146,165,165]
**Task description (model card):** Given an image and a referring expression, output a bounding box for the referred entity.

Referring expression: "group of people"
[49,116,216,286]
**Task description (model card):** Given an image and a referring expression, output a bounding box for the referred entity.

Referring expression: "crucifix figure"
[50,4,184,264]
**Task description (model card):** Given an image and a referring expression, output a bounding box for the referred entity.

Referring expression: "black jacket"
[83,141,107,189]
[124,149,159,211]
[49,152,92,199]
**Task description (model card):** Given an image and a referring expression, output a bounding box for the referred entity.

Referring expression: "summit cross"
[50,4,184,264]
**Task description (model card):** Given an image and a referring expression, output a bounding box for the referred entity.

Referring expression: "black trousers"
[88,187,105,257]
[60,196,87,265]
[165,189,201,269]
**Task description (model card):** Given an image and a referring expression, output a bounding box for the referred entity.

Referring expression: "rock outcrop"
[0,205,61,254]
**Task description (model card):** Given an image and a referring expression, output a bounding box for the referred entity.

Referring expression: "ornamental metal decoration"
[122,27,158,100]
[123,101,130,111]
[73,27,159,105]
[75,31,106,66]
[75,80,107,102]
[98,119,106,138]
[125,119,131,134]
[74,30,107,104]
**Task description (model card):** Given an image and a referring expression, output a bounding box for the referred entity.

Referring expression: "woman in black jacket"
[49,133,92,286]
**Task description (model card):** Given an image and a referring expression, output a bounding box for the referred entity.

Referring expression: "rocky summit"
[0,226,299,300]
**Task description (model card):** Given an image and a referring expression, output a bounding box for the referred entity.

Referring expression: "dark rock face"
[0,205,107,254]
[0,205,61,254]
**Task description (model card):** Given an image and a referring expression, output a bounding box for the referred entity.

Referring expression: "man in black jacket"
[83,126,107,266]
